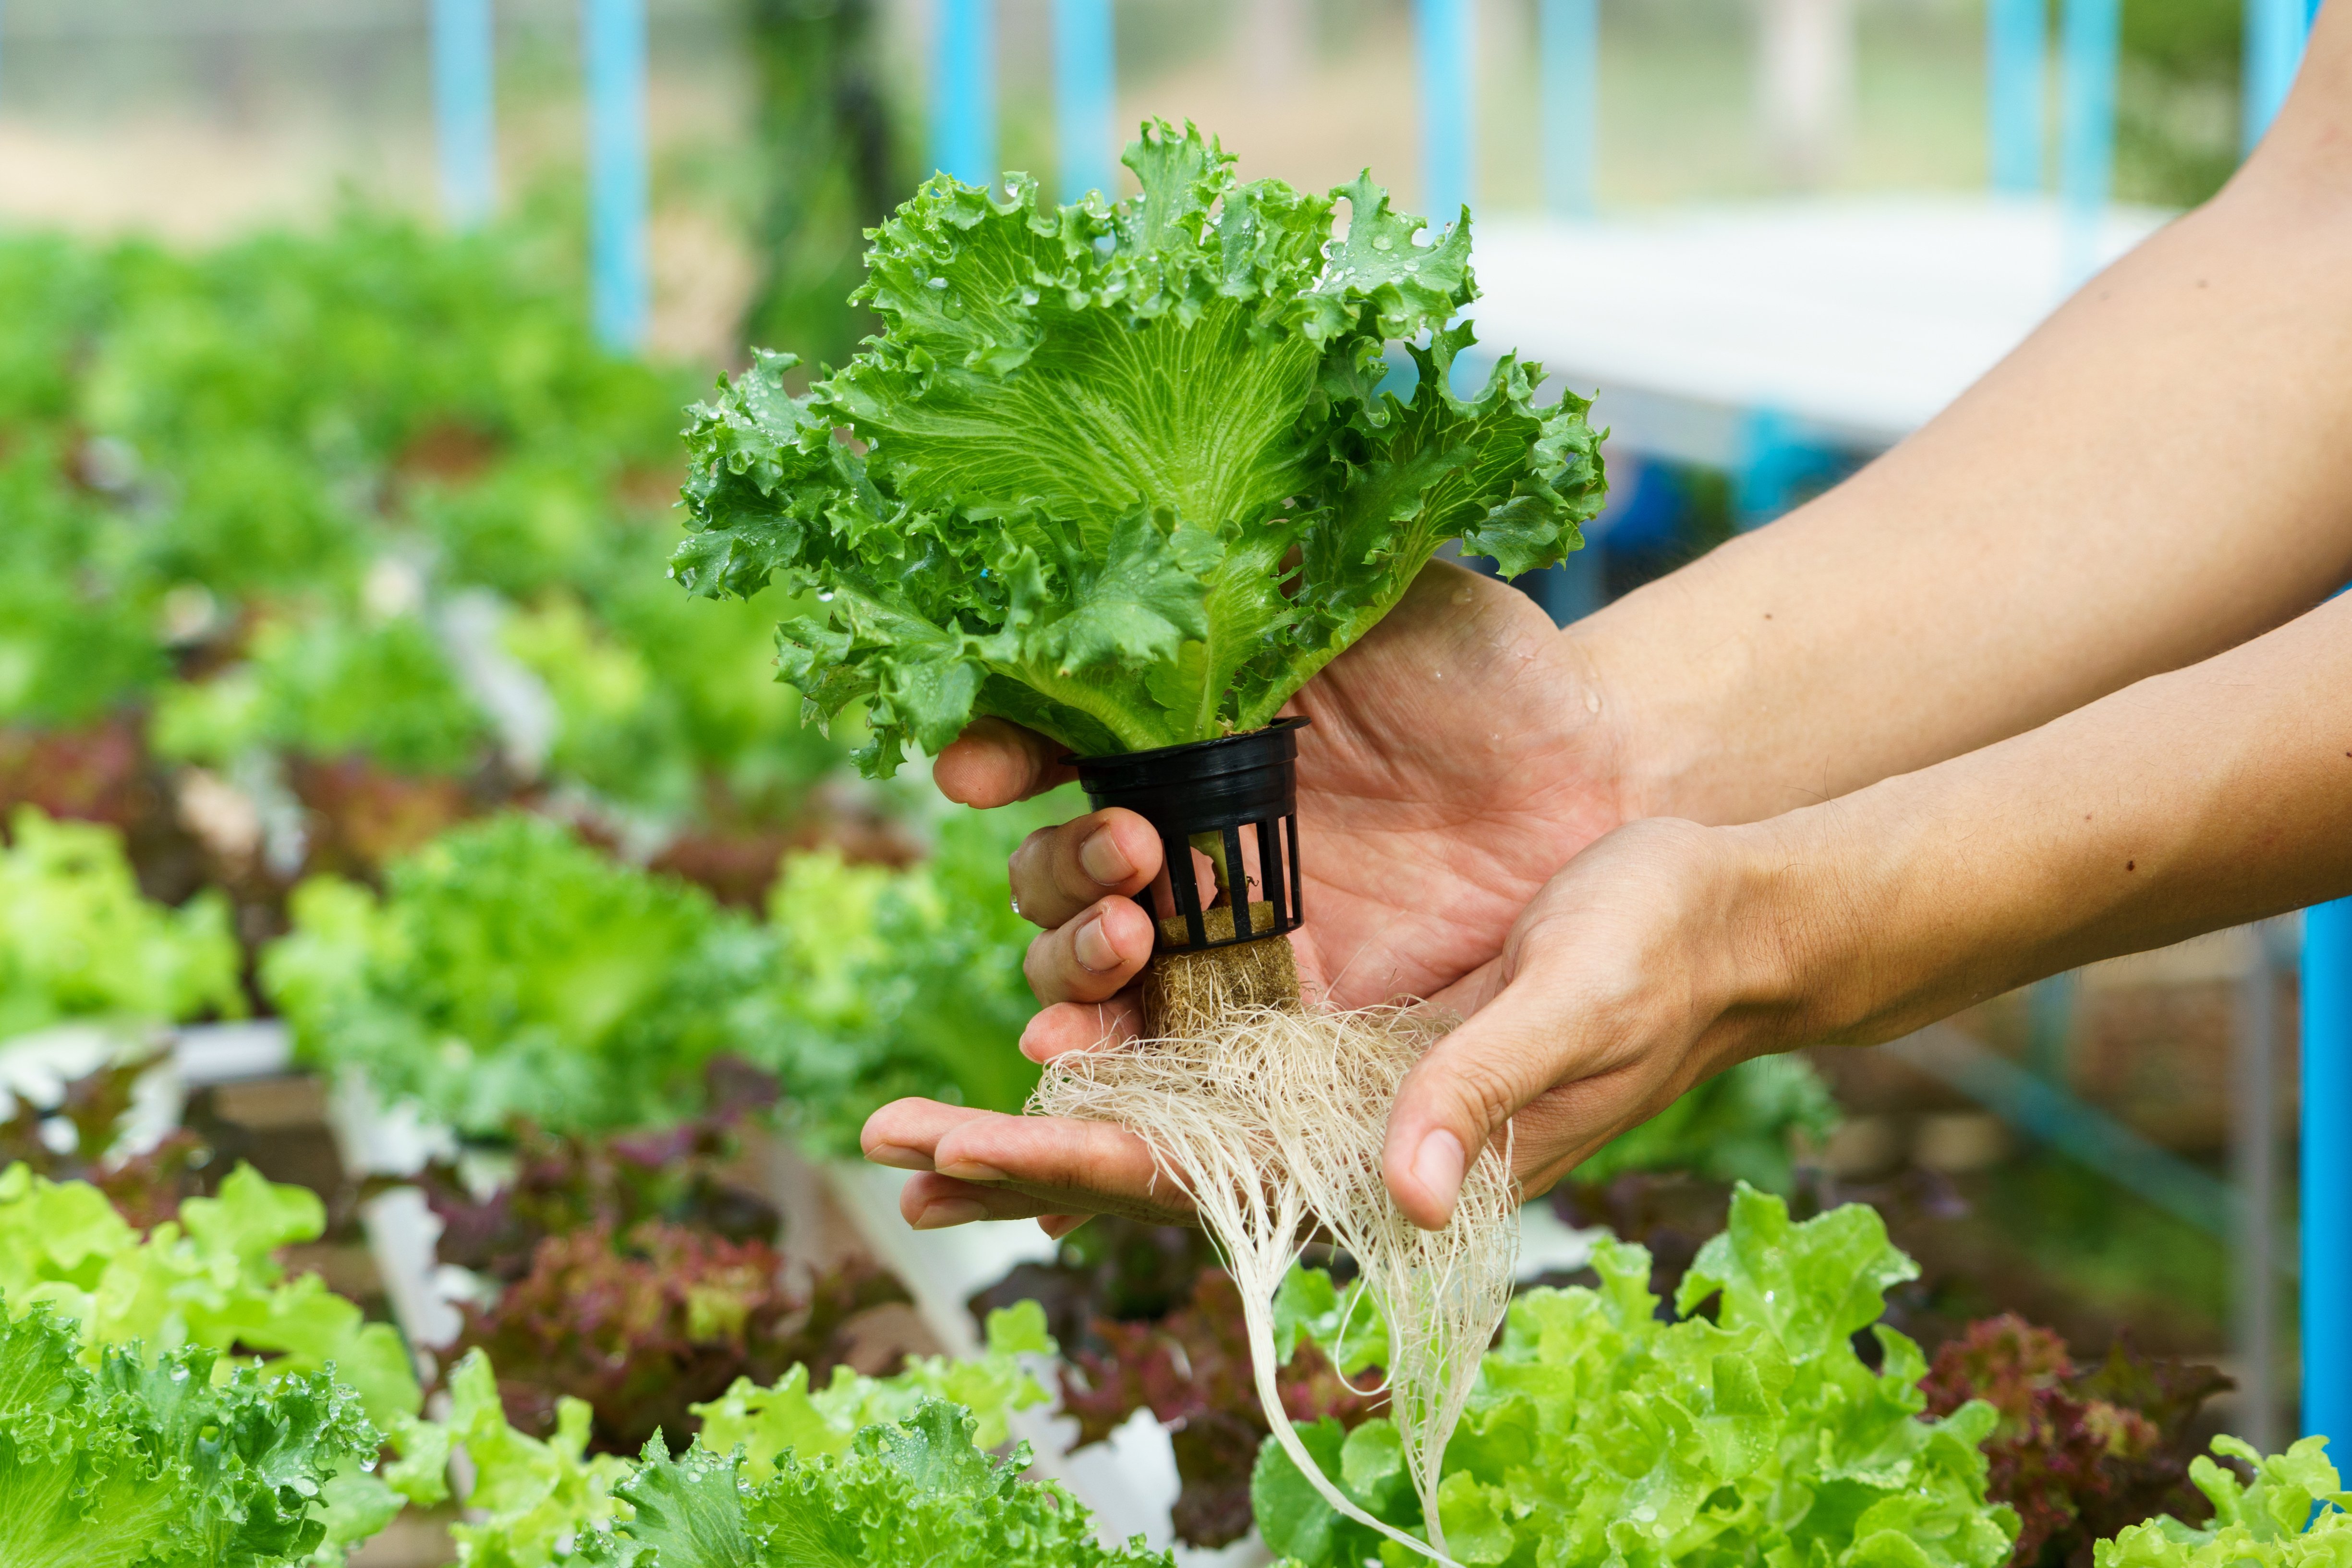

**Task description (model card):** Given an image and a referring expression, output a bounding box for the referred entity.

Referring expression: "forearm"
[1572,11,2352,827]
[1737,590,2352,1050]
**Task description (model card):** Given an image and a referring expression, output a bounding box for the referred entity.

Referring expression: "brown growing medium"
[1037,929,1517,1568]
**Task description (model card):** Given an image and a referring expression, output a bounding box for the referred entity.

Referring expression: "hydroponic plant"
[379,1302,1086,1566]
[0,1161,420,1425]
[2095,1436,2349,1568]
[0,806,243,1041]
[676,119,1605,1563]
[263,811,782,1136]
[1260,1186,2022,1568]
[1922,1314,2232,1568]
[0,1303,386,1568]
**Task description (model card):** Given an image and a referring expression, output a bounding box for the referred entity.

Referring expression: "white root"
[1033,1001,1518,1567]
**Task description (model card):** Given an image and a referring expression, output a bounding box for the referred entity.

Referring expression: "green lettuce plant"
[1258,1185,2021,1568]
[2095,1436,2350,1568]
[385,1301,1069,1566]
[0,1161,419,1426]
[0,806,244,1041]
[0,1303,385,1568]
[676,121,1604,774]
[264,812,779,1136]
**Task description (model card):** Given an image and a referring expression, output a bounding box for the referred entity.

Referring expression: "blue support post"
[1539,0,1598,217]
[2304,899,2352,1444]
[1054,0,1114,202]
[932,0,996,186]
[432,0,498,228]
[1417,0,1476,226]
[582,0,648,352]
[2244,0,2322,151]
[1987,0,2045,192]
[2056,0,2119,288]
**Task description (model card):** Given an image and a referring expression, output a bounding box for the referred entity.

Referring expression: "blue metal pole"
[432,0,498,228]
[582,0,647,351]
[2057,0,2118,288]
[932,0,996,186]
[1987,0,2046,192]
[1417,0,1476,226]
[2244,0,2320,151]
[1539,0,1598,217]
[2304,899,2352,1445]
[1054,0,1114,202]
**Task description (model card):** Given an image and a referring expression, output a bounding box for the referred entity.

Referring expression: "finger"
[930,1108,1191,1223]
[1381,974,1601,1230]
[934,718,1075,807]
[861,1096,998,1171]
[1019,997,1143,1063]
[1023,893,1156,1004]
[898,1171,1067,1228]
[1040,1214,1089,1241]
[1008,808,1162,929]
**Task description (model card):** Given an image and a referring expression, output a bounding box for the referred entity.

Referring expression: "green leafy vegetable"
[0,1160,421,1424]
[389,1302,1064,1566]
[2095,1437,2350,1568]
[0,1301,382,1568]
[0,806,245,1040]
[677,121,1604,774]
[264,812,780,1136]
[1572,1054,1839,1193]
[440,1221,909,1456]
[761,791,1077,1151]
[1922,1314,2231,1568]
[585,1399,1169,1568]
[1260,1184,2020,1568]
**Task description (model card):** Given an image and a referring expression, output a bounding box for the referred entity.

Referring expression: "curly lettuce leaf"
[584,1400,1170,1568]
[0,1161,420,1425]
[677,121,1606,775]
[2096,1436,2350,1568]
[0,1303,381,1568]
[1260,1186,2020,1568]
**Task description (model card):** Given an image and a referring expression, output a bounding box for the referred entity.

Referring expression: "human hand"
[863,560,1687,1232]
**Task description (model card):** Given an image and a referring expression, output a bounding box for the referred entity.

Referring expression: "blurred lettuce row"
[0,805,243,1043]
[0,213,863,890]
[367,1301,1171,1568]
[263,793,1068,1150]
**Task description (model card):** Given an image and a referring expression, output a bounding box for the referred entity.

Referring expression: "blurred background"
[0,1,2339,1561]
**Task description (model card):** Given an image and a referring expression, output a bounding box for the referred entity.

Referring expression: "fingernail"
[912,1199,987,1230]
[1072,914,1119,972]
[1039,1215,1086,1241]
[936,1159,1009,1182]
[864,1143,933,1171]
[1079,827,1134,887]
[1411,1129,1465,1220]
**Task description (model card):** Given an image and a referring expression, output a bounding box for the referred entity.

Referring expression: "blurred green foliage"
[2118,0,2244,208]
[0,208,853,850]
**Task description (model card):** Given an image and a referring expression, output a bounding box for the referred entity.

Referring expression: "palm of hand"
[1280,563,1624,1008]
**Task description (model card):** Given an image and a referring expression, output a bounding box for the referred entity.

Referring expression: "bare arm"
[1578,8,2352,827]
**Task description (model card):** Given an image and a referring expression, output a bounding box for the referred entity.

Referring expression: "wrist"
[1705,809,1883,1056]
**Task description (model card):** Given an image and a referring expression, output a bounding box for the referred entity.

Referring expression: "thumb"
[1382,977,1580,1230]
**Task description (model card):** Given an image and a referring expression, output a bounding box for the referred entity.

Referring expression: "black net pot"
[1067,717,1308,956]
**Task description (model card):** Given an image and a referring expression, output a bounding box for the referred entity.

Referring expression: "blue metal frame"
[2306,900,2352,1444]
[432,0,497,228]
[1539,0,1598,217]
[2057,0,2119,287]
[1054,0,1115,202]
[1416,0,1475,224]
[1986,0,2045,192]
[932,0,996,186]
[582,0,647,352]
